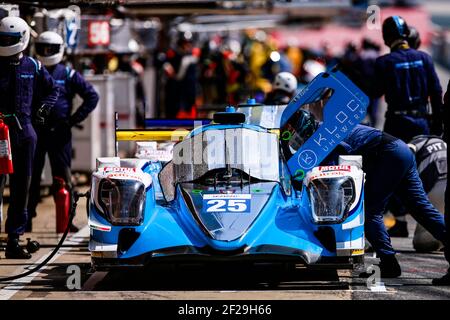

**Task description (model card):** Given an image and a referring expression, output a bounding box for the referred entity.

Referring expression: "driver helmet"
[0,16,30,57]
[294,109,319,143]
[382,16,409,48]
[35,31,64,67]
[273,72,298,94]
[282,109,319,157]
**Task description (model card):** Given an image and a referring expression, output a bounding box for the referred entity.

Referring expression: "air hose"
[0,191,89,282]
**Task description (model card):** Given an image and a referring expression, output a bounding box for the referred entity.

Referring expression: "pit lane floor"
[1,189,450,300]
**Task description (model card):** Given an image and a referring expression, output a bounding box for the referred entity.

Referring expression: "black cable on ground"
[0,191,88,282]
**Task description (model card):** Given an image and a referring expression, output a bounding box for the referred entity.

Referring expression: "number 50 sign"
[88,20,110,47]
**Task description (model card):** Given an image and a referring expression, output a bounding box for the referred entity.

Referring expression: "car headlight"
[97,178,146,225]
[307,176,355,223]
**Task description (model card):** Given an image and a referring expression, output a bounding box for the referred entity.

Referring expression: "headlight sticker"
[97,166,152,187]
[318,165,351,172]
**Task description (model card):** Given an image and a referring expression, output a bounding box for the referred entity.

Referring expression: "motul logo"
[102,167,136,173]
[318,165,351,172]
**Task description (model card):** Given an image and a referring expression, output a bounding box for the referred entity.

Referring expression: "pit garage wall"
[71,73,137,173]
[143,67,157,119]
[26,69,154,185]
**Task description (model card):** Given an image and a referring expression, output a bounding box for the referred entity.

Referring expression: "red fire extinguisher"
[54,177,70,233]
[0,118,14,174]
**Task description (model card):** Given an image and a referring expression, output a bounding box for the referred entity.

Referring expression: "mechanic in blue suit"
[0,17,59,259]
[387,25,435,238]
[296,110,447,278]
[373,16,443,142]
[27,31,99,232]
[433,80,450,286]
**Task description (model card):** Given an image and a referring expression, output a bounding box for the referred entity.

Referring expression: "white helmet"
[273,72,298,94]
[0,16,30,57]
[35,31,64,66]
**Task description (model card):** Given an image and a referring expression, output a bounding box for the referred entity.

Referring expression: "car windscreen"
[159,127,280,201]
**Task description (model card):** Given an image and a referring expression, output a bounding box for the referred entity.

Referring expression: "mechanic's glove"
[68,116,84,130]
[35,104,53,127]
[68,116,78,128]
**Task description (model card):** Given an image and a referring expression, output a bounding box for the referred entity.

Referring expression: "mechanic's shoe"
[432,272,450,286]
[26,238,40,253]
[5,239,32,259]
[69,222,79,233]
[379,254,401,278]
[388,221,409,238]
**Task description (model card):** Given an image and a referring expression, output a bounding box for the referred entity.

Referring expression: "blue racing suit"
[28,63,99,218]
[0,55,59,237]
[373,46,443,142]
[444,80,450,264]
[325,125,447,258]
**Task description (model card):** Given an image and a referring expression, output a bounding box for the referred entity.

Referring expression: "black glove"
[68,116,77,128]
[35,104,53,127]
[68,116,84,130]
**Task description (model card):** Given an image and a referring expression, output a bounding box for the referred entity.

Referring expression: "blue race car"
[87,69,369,270]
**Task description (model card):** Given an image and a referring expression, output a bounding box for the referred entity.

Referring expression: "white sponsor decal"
[297,149,318,169]
[309,171,347,180]
[203,194,251,213]
[137,149,172,161]
[203,194,251,200]
[318,165,351,172]
[101,167,136,173]
[0,140,11,158]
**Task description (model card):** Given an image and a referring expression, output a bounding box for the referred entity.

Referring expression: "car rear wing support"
[114,114,211,156]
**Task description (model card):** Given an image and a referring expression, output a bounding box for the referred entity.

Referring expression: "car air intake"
[118,228,140,254]
[314,227,336,253]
